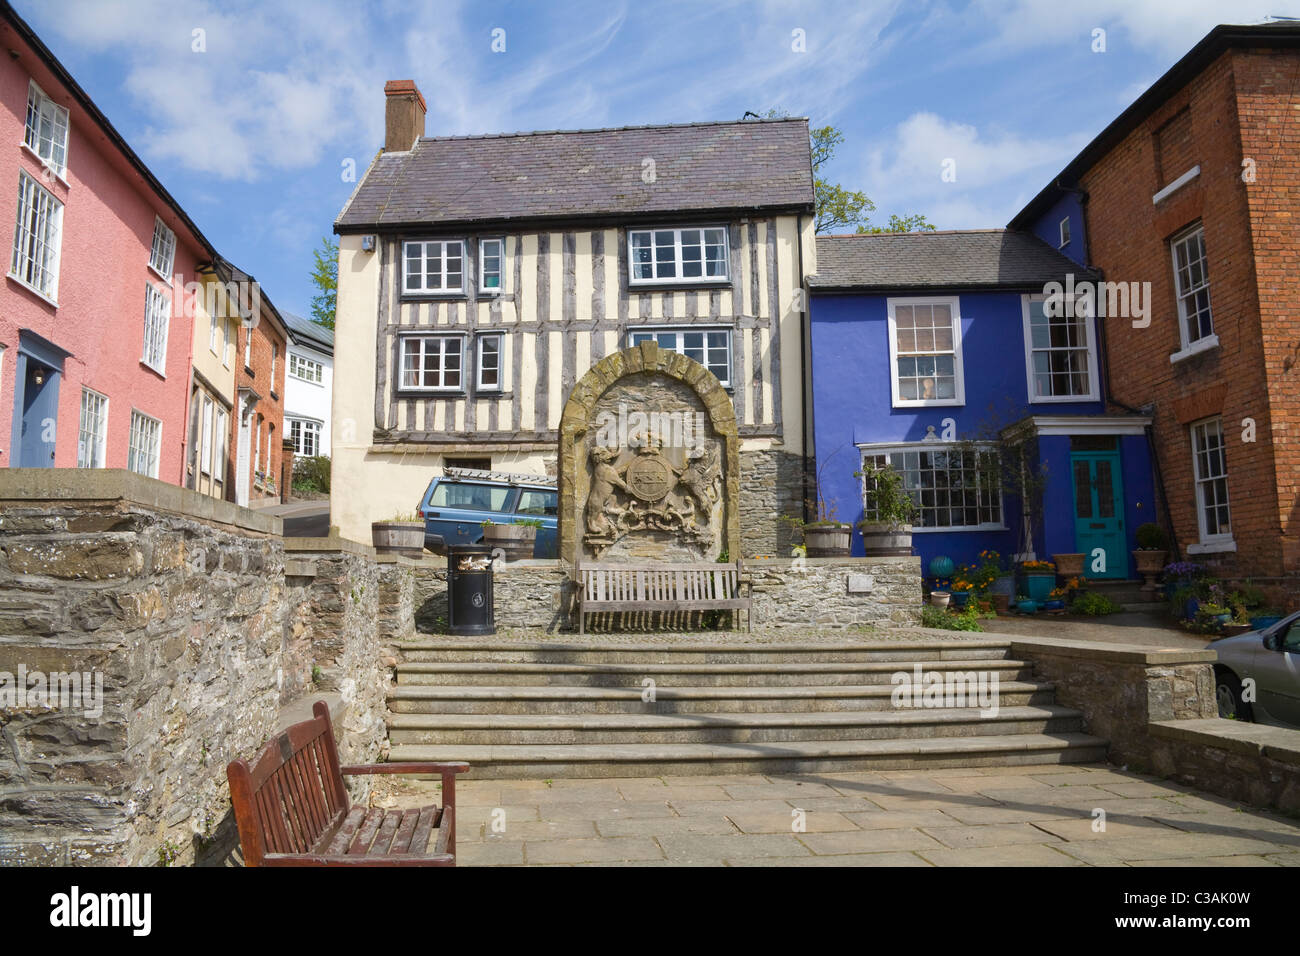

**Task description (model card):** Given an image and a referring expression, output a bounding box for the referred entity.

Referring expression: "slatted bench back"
[579,561,741,603]
[228,704,350,867]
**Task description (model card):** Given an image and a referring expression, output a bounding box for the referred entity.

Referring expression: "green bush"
[292,455,331,494]
[1134,522,1169,550]
[921,604,984,631]
[1070,591,1123,616]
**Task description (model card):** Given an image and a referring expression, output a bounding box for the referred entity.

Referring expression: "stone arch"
[558,340,740,564]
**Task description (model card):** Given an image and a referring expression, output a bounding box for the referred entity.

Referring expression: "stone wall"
[0,471,403,867]
[738,447,807,558]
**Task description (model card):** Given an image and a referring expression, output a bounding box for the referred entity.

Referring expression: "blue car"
[418,471,558,557]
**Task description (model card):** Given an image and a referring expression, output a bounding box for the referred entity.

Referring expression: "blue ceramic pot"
[1025,573,1055,603]
[929,556,955,580]
[1016,600,1038,614]
[950,591,970,608]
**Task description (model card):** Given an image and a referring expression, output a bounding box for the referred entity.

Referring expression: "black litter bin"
[447,544,495,635]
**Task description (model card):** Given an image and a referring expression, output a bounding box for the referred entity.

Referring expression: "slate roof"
[808,230,1098,291]
[283,310,334,353]
[335,118,814,231]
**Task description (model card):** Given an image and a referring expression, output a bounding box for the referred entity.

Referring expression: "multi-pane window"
[24,81,69,177]
[400,334,463,390]
[77,388,108,468]
[149,217,176,278]
[629,328,731,386]
[480,238,504,291]
[289,418,321,457]
[127,410,161,479]
[861,445,1002,530]
[11,171,64,300]
[888,298,962,405]
[1171,224,1213,348]
[141,284,170,374]
[1191,417,1231,542]
[629,227,728,283]
[289,352,323,383]
[477,333,502,390]
[1024,297,1096,400]
[404,240,464,294]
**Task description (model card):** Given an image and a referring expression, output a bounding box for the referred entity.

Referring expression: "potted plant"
[1132,522,1170,592]
[928,589,950,608]
[855,463,917,555]
[1019,559,1057,603]
[1051,552,1086,578]
[372,511,425,557]
[480,518,542,561]
[1164,561,1209,620]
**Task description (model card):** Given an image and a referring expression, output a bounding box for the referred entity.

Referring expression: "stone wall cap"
[0,468,281,534]
[283,535,376,557]
[1009,637,1217,665]
[1149,718,1300,766]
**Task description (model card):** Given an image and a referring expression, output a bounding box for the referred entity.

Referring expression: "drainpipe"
[797,212,812,526]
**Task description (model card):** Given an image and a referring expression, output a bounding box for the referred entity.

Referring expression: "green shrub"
[1134,522,1168,550]
[292,455,331,494]
[921,604,984,631]
[1070,591,1123,616]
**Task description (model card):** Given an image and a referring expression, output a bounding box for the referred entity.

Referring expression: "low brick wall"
[411,554,921,633]
[0,470,408,867]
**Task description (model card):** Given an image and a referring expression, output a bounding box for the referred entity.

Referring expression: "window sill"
[629,279,732,292]
[1186,538,1236,555]
[20,142,69,188]
[891,399,964,409]
[1170,334,1219,364]
[1152,165,1200,205]
[1028,393,1101,404]
[244,366,255,376]
[401,291,468,301]
[140,360,166,379]
[396,389,467,399]
[912,524,1008,534]
[148,263,173,284]
[7,273,59,308]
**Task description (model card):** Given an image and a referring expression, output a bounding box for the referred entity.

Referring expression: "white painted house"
[283,311,333,460]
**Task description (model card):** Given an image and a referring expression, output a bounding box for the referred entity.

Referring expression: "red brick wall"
[231,314,286,502]
[1081,50,1285,581]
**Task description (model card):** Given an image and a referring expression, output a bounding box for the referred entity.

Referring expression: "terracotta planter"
[858,522,913,556]
[992,593,1011,613]
[481,523,539,562]
[804,523,852,558]
[1052,553,1085,578]
[372,521,425,558]
[1132,549,1168,592]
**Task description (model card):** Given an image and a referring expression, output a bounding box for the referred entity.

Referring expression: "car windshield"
[429,481,512,512]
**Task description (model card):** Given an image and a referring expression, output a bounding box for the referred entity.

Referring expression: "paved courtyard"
[372,763,1300,866]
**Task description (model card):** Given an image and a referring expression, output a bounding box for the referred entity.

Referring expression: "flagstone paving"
[370,763,1300,866]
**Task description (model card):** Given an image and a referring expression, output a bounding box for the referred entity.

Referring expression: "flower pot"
[1183,597,1200,621]
[1052,553,1085,578]
[1044,599,1065,611]
[928,555,955,579]
[990,573,1015,597]
[372,521,425,558]
[1250,615,1282,631]
[1024,572,1055,603]
[804,523,852,558]
[1132,549,1168,592]
[858,522,913,556]
[481,523,539,562]
[1219,623,1252,638]
[929,591,950,608]
[950,590,970,609]
[1016,599,1038,614]
[992,593,1011,613]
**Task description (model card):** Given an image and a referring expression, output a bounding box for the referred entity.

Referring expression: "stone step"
[387,705,1085,745]
[395,639,1013,664]
[387,680,1059,714]
[394,658,1031,687]
[386,732,1110,778]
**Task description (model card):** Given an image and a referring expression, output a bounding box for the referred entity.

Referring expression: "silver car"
[1214,611,1300,727]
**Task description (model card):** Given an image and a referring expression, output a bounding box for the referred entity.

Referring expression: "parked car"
[1213,610,1300,727]
[418,470,558,557]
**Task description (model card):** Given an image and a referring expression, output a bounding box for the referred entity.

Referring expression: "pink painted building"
[0,5,216,480]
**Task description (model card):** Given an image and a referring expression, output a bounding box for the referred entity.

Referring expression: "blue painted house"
[807,229,1155,580]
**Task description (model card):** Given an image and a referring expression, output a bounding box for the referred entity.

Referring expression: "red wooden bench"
[227,700,469,867]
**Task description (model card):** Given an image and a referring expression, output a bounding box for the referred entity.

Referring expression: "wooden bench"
[226,700,469,867]
[574,559,752,634]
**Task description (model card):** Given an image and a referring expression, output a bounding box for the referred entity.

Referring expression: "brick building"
[228,263,289,507]
[1012,22,1300,607]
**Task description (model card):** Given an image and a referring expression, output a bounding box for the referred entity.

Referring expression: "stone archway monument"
[559,341,740,564]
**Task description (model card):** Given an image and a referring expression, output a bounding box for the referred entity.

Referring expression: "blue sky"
[16,0,1299,318]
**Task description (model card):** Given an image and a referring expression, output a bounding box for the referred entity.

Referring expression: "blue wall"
[809,288,1136,573]
[1027,191,1087,267]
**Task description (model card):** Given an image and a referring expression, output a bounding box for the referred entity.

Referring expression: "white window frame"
[1188,416,1234,552]
[1021,294,1100,403]
[127,410,162,479]
[1170,223,1215,354]
[398,333,465,392]
[223,316,232,368]
[271,343,278,388]
[77,387,108,469]
[627,326,732,387]
[885,296,965,408]
[476,332,503,392]
[10,170,64,303]
[403,239,465,295]
[148,216,176,280]
[253,416,261,476]
[243,324,252,369]
[141,283,170,375]
[199,394,214,475]
[213,405,227,483]
[479,237,505,293]
[627,226,730,285]
[859,442,1005,532]
[208,309,219,355]
[289,351,323,384]
[23,80,69,178]
[1058,217,1070,249]
[288,417,322,457]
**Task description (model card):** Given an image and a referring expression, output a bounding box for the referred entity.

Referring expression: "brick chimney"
[384,80,426,152]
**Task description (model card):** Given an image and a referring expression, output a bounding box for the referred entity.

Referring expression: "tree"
[758,110,933,234]
[309,236,338,330]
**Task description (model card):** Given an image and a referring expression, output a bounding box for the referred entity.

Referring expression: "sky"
[16,0,1300,318]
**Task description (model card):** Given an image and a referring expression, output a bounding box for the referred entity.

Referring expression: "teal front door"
[1070,451,1126,579]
